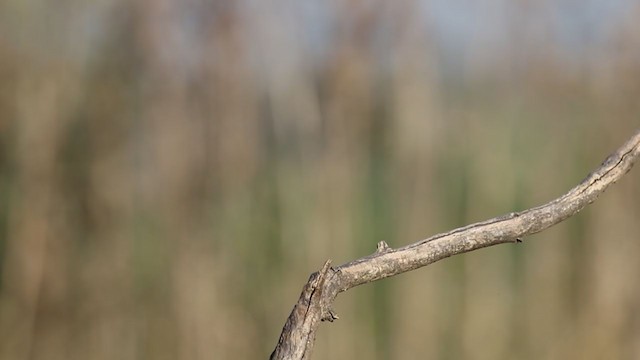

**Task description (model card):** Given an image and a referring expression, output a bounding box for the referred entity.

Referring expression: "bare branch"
[271,130,640,360]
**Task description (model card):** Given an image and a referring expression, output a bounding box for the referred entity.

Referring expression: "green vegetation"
[0,2,639,359]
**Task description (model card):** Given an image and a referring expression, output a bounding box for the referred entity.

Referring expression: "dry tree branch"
[270,130,640,360]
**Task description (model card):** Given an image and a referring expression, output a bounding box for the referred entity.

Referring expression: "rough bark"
[270,129,640,360]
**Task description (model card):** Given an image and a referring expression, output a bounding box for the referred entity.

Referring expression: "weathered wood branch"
[270,130,640,360]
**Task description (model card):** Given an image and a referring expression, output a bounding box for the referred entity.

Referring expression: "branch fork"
[271,130,640,360]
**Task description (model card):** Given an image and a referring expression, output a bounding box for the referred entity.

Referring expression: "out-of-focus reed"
[0,1,639,359]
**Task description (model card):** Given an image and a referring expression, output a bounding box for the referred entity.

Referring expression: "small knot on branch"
[376,241,391,253]
[321,309,339,322]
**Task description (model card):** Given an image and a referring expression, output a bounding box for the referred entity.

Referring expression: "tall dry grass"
[0,1,639,359]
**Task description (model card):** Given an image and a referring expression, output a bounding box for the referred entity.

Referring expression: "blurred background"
[0,0,639,359]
